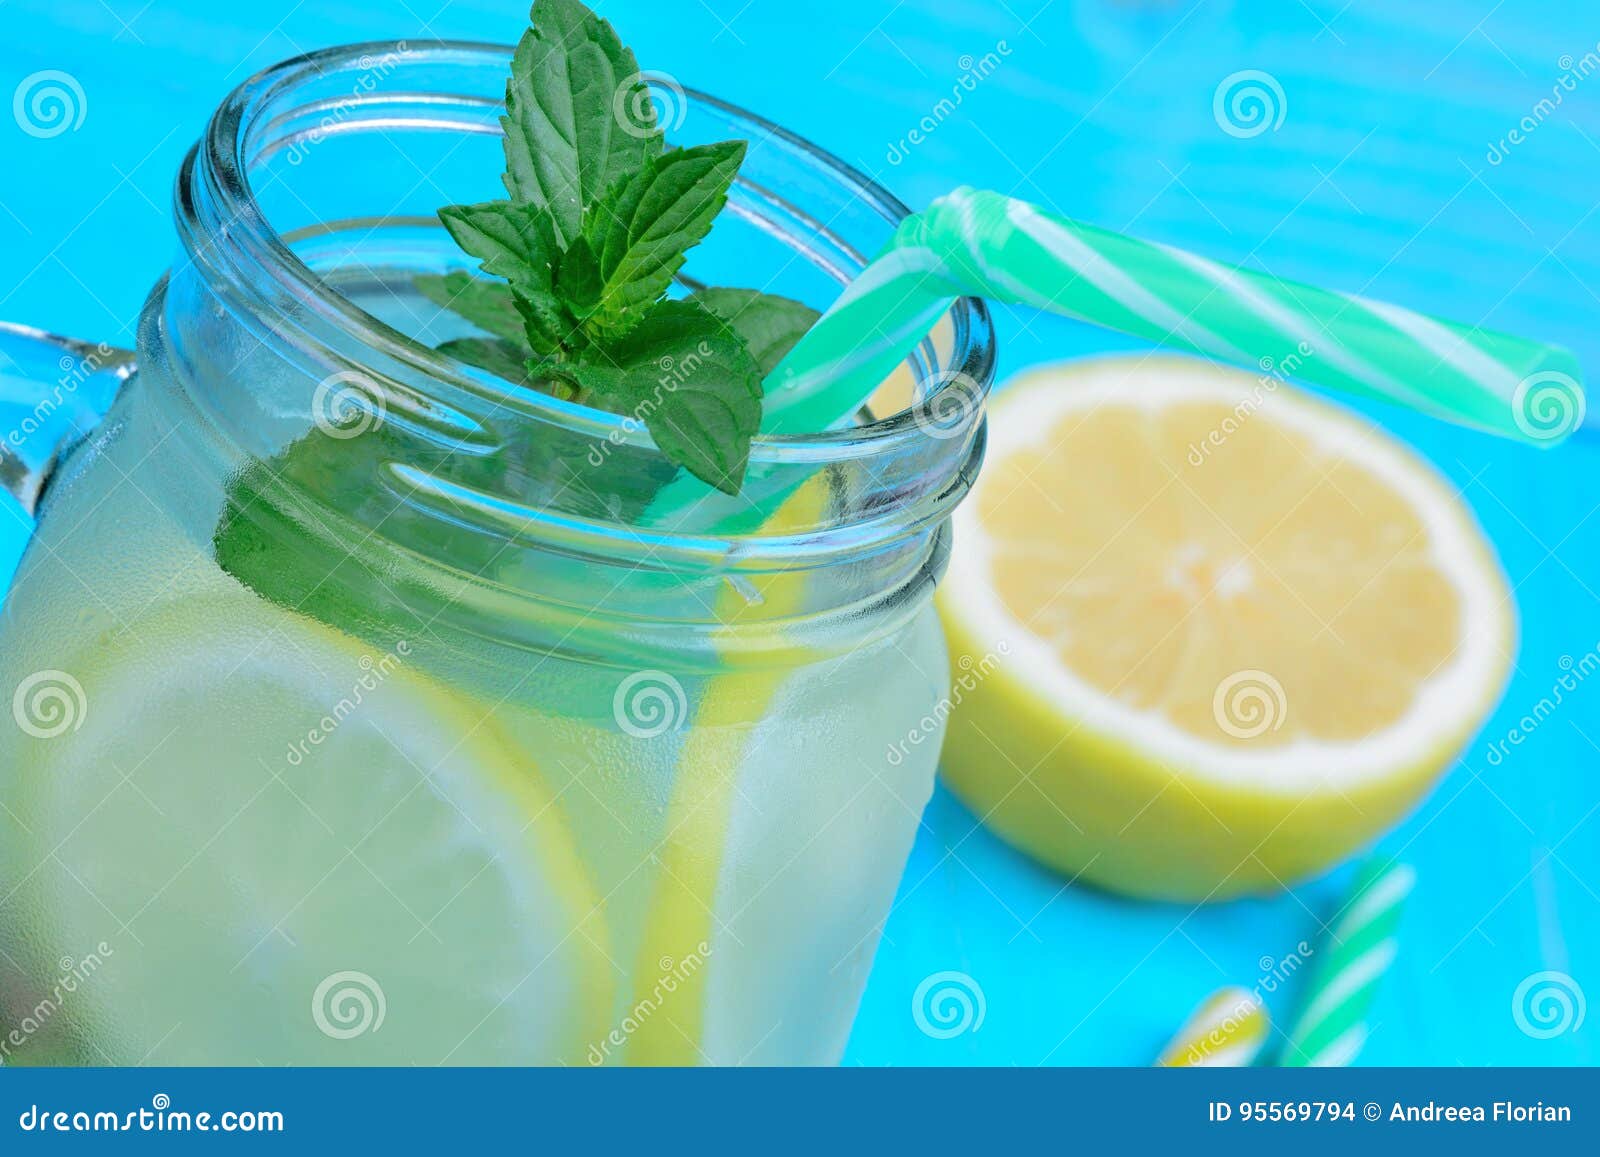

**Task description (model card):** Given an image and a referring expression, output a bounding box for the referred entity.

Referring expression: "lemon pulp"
[938,356,1514,899]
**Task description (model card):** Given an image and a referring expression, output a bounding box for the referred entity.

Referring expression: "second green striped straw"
[760,187,1584,445]
[1280,859,1416,1067]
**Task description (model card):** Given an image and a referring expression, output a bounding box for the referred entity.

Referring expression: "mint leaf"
[538,299,762,494]
[554,235,605,319]
[415,273,525,344]
[573,142,746,342]
[213,423,512,643]
[690,288,820,377]
[432,203,572,353]
[215,404,672,638]
[513,287,576,356]
[437,201,562,284]
[500,422,680,523]
[501,0,663,245]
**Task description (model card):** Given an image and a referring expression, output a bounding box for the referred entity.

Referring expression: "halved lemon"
[3,597,611,1063]
[938,355,1515,900]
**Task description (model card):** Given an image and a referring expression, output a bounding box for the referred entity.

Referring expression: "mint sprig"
[211,0,823,640]
[421,0,820,495]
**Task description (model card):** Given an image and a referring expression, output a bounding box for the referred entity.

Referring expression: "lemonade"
[0,280,957,1067]
[0,38,991,1065]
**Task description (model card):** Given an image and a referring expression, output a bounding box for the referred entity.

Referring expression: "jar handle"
[0,321,136,517]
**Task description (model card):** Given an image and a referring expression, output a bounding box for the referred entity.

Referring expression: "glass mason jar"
[0,43,992,1066]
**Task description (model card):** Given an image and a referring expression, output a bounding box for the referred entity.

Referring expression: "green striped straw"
[760,187,1585,445]
[1280,859,1416,1067]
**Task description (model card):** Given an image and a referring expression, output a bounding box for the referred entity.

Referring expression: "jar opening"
[169,41,994,635]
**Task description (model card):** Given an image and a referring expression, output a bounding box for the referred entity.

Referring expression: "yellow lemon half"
[937,355,1515,900]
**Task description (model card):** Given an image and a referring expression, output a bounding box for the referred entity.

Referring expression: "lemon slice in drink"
[8,597,610,1064]
[938,356,1514,900]
[623,476,832,1065]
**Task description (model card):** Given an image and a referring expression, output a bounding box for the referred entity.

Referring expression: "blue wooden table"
[0,0,1594,1065]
